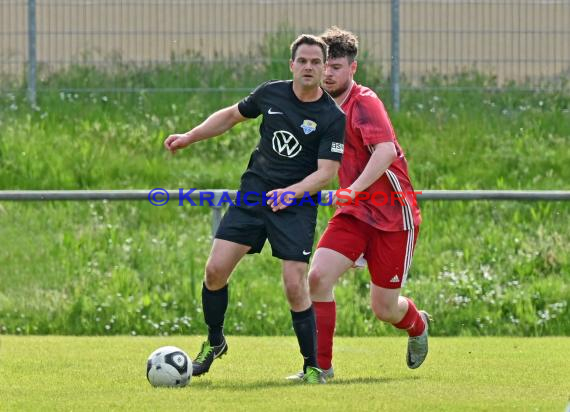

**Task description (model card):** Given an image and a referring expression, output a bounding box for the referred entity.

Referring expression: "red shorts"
[317,213,419,288]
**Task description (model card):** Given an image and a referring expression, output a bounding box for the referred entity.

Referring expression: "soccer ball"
[146,346,191,387]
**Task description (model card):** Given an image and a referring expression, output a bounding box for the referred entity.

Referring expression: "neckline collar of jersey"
[289,80,326,104]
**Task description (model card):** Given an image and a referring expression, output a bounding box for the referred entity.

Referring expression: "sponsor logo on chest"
[272,130,302,158]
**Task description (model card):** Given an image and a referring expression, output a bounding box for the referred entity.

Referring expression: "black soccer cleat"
[192,339,228,376]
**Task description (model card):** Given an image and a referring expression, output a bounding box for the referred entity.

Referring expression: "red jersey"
[335,83,421,231]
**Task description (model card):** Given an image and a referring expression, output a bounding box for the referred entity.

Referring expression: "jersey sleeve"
[318,113,346,161]
[353,95,396,146]
[237,81,268,118]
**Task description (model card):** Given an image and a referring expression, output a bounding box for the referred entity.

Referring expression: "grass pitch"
[1,336,568,411]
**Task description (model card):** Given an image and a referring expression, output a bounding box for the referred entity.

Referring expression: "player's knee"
[204,260,229,289]
[371,299,398,322]
[308,266,333,295]
[283,277,307,302]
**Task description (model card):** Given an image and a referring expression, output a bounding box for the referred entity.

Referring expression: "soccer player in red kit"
[288,27,430,381]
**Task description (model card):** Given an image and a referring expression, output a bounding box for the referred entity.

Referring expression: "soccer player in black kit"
[164,34,345,384]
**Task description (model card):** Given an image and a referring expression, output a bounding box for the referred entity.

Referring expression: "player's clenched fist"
[164,133,192,154]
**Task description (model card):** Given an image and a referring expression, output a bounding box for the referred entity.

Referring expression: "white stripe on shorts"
[401,226,415,287]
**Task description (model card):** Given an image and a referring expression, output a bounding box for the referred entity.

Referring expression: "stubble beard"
[327,79,351,98]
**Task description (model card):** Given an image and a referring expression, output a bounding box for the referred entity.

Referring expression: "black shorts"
[215,204,317,263]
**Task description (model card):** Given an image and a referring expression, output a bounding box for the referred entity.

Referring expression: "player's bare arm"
[267,159,340,212]
[164,103,247,154]
[334,142,396,205]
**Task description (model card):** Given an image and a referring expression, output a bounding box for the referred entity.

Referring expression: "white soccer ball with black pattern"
[146,346,191,387]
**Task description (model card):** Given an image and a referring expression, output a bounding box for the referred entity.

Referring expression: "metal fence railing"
[1,0,569,108]
[1,190,569,238]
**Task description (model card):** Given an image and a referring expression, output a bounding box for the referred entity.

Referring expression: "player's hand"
[164,133,192,154]
[266,188,296,212]
[332,188,356,208]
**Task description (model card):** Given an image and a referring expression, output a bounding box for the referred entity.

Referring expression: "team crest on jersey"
[300,120,317,135]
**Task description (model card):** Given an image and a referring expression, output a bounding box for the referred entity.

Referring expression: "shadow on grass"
[190,375,420,390]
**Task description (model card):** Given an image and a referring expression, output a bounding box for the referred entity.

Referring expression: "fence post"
[390,0,400,112]
[211,206,223,239]
[27,0,37,107]
[209,191,225,239]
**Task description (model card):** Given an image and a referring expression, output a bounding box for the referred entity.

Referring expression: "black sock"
[291,305,318,372]
[202,282,228,346]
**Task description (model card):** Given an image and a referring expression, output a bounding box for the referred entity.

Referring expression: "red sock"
[393,297,425,337]
[313,301,336,370]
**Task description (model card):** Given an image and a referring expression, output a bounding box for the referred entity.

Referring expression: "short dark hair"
[320,26,358,63]
[290,34,328,63]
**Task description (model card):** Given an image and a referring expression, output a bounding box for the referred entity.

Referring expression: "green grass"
[0,200,568,336]
[0,336,568,411]
[0,54,569,336]
[1,85,569,191]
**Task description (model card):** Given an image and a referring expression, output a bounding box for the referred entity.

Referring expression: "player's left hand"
[266,189,296,212]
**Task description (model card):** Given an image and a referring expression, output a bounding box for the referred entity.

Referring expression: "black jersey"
[237,80,345,198]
